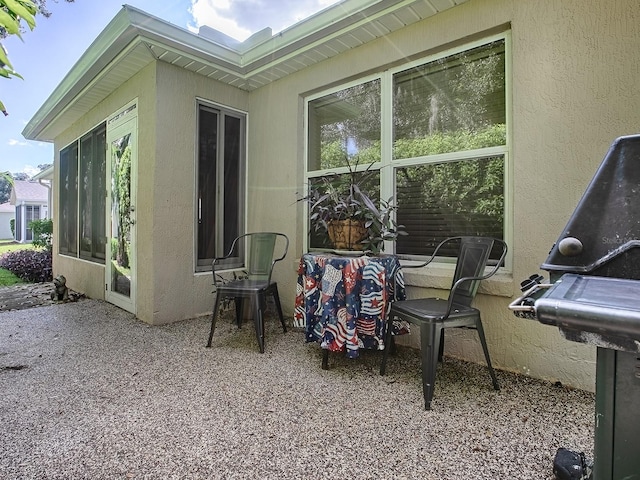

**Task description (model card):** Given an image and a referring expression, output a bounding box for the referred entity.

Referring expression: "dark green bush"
[0,249,52,283]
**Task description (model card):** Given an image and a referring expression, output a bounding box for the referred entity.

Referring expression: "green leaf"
[0,9,21,35]
[0,46,12,70]
[2,0,36,30]
[18,0,37,16]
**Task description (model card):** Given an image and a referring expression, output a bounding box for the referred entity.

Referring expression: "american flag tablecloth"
[294,253,407,359]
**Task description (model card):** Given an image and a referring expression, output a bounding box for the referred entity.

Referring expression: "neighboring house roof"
[9,180,49,205]
[0,202,14,213]
[23,0,467,142]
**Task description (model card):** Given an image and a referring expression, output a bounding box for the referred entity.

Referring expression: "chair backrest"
[241,232,289,282]
[449,237,499,306]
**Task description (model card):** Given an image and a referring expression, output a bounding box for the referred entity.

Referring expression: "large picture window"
[196,102,246,270]
[304,35,509,259]
[59,123,106,262]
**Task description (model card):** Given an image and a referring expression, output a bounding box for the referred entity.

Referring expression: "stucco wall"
[52,62,157,306]
[150,62,250,324]
[246,0,640,391]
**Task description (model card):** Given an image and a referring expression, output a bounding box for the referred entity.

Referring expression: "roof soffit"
[23,0,467,141]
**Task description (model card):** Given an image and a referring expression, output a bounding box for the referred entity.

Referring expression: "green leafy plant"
[300,159,406,254]
[29,218,52,250]
[0,0,38,115]
[0,247,51,282]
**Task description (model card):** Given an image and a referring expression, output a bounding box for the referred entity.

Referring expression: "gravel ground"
[0,300,594,479]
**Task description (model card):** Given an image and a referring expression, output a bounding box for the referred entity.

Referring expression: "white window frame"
[194,98,248,273]
[303,32,512,268]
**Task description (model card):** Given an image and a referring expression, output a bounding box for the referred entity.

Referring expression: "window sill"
[401,262,514,298]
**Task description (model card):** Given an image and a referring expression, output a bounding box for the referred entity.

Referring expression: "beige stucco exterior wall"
[246,0,640,391]
[147,62,250,324]
[52,61,250,325]
[50,0,640,391]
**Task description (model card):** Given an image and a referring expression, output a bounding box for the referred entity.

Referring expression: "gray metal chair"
[206,232,289,353]
[380,236,507,410]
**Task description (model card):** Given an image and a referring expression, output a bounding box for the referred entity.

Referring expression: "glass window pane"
[197,104,246,269]
[79,133,94,257]
[393,40,506,159]
[223,115,241,255]
[79,124,106,262]
[197,106,218,264]
[395,156,504,258]
[59,143,78,255]
[308,79,381,171]
[93,126,106,259]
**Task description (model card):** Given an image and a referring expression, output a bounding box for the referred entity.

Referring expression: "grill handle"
[508,282,554,318]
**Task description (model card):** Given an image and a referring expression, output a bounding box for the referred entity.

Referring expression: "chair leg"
[270,285,287,333]
[253,295,265,353]
[476,318,500,391]
[322,349,329,370]
[420,322,442,410]
[438,332,445,362]
[380,316,394,376]
[235,298,243,328]
[207,293,223,347]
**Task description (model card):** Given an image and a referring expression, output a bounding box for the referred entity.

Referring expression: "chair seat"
[217,279,274,295]
[392,298,479,322]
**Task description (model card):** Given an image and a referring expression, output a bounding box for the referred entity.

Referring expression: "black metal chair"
[206,232,289,353]
[380,236,507,410]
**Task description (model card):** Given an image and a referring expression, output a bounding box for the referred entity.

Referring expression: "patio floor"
[0,299,594,479]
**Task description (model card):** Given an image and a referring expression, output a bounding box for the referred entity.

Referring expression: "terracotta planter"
[327,219,367,250]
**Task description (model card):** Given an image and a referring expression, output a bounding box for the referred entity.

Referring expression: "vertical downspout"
[38,179,52,219]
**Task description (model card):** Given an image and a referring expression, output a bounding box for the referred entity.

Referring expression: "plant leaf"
[0,9,21,35]
[0,46,12,70]
[3,0,36,30]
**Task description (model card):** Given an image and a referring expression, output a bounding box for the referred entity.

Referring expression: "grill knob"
[558,237,583,256]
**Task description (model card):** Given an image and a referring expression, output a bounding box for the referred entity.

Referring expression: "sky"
[0,0,340,178]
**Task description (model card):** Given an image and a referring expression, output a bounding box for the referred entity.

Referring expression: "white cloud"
[22,165,40,177]
[188,0,340,41]
[8,139,28,147]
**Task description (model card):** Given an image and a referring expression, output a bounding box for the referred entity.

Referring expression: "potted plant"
[300,160,407,254]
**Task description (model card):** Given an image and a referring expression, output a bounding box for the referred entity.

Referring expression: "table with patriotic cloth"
[294,253,406,360]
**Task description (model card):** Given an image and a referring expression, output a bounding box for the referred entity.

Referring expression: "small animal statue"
[51,275,69,302]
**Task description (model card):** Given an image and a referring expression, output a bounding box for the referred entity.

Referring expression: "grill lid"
[541,134,640,278]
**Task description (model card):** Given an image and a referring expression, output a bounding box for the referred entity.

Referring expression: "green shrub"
[30,219,53,251]
[10,218,15,237]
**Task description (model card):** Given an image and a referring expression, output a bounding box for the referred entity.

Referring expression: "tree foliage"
[0,0,74,115]
[0,171,12,203]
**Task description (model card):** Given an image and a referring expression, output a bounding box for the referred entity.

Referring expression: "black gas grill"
[510,135,640,480]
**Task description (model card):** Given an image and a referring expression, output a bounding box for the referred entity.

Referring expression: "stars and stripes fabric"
[295,253,406,359]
